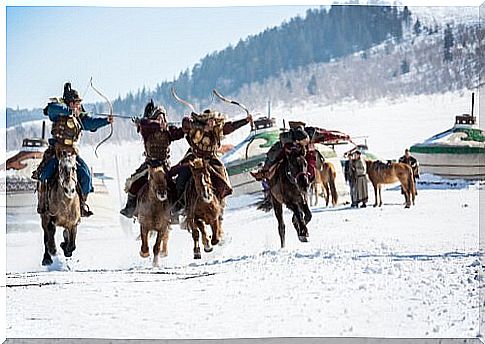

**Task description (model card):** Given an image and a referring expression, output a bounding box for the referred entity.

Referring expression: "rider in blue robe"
[32,83,113,217]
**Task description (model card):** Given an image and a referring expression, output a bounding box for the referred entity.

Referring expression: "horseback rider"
[168,109,252,212]
[32,82,114,217]
[120,100,185,218]
[251,121,323,182]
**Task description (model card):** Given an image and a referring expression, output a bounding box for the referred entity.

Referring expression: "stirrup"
[81,203,94,218]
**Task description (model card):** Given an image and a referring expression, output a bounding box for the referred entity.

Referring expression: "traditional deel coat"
[182,112,250,199]
[37,100,110,195]
[353,157,369,203]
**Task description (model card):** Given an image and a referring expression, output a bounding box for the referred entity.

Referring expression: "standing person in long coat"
[351,150,368,208]
[344,153,357,207]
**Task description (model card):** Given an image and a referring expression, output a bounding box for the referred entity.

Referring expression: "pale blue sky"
[7,5,319,109]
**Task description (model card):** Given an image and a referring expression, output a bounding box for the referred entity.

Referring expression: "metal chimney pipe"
[471,92,475,117]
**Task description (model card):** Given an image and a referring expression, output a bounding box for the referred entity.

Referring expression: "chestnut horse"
[135,165,171,266]
[269,145,312,248]
[310,152,338,207]
[185,158,223,259]
[40,147,80,266]
[365,160,416,208]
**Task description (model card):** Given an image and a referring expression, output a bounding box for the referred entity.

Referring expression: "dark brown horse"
[269,145,312,248]
[40,147,80,266]
[185,158,223,259]
[365,160,416,208]
[310,152,338,207]
[134,165,171,266]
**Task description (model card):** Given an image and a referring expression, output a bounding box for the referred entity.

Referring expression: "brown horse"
[185,158,223,259]
[269,145,312,248]
[365,160,416,208]
[135,165,171,266]
[310,152,338,207]
[40,147,81,266]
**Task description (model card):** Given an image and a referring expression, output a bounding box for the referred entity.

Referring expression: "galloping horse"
[135,165,171,266]
[365,160,416,208]
[185,158,223,259]
[269,145,312,248]
[40,146,80,266]
[310,151,338,207]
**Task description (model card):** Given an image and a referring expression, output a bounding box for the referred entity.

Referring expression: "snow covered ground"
[4,91,482,339]
[5,183,480,338]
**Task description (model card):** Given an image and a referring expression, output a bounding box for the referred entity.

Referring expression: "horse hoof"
[194,253,202,259]
[211,238,220,246]
[152,258,160,267]
[204,245,213,253]
[161,252,168,258]
[140,251,150,258]
[64,251,73,258]
[405,205,410,209]
[298,236,308,242]
[42,256,53,266]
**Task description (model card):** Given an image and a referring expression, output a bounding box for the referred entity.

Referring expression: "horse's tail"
[326,163,338,206]
[315,149,324,170]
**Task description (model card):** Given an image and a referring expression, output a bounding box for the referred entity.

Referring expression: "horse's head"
[57,150,78,199]
[285,145,309,190]
[148,165,168,202]
[189,158,213,204]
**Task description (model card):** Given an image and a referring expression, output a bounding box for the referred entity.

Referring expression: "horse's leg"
[372,182,379,207]
[272,196,285,248]
[210,218,221,246]
[287,202,308,243]
[302,201,312,227]
[379,185,383,207]
[214,199,225,244]
[323,182,330,207]
[139,225,150,258]
[41,216,55,266]
[191,220,202,259]
[68,225,77,256]
[198,219,213,253]
[152,229,163,267]
[403,179,411,208]
[161,226,169,258]
[61,228,72,257]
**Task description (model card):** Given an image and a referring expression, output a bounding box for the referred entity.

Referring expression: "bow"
[89,77,114,158]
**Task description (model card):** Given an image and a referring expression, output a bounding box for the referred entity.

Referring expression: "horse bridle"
[284,147,310,187]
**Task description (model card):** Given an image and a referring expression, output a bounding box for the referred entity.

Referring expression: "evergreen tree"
[444,23,454,62]
[413,19,422,35]
[307,75,318,95]
[400,59,410,74]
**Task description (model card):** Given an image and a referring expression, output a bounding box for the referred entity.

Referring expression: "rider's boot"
[37,182,47,214]
[120,194,137,219]
[80,194,94,218]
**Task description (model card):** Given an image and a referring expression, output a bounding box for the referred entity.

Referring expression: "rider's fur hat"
[144,99,167,121]
[63,83,82,103]
[192,109,225,124]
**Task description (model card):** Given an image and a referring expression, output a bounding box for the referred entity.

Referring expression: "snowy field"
[4,91,482,339]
